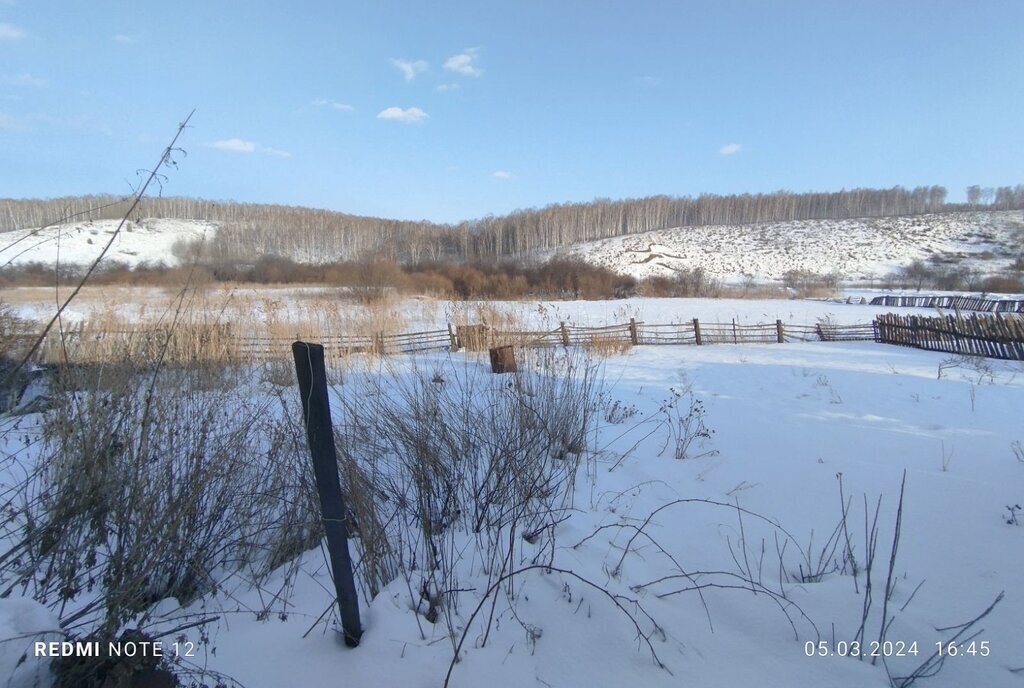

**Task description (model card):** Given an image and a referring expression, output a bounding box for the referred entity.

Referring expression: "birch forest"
[2,184,1022,265]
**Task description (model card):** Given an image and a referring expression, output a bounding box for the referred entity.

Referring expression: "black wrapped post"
[292,341,362,647]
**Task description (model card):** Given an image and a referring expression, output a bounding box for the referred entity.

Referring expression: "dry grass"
[583,332,633,356]
[14,287,446,369]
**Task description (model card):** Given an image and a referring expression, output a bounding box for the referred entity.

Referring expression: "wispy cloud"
[635,75,660,87]
[391,58,428,82]
[261,147,292,158]
[112,34,137,44]
[444,48,483,77]
[377,106,428,123]
[2,72,45,87]
[493,170,512,179]
[436,83,460,93]
[0,22,26,40]
[312,98,354,112]
[0,112,20,130]
[210,138,291,157]
[212,138,256,153]
[719,143,742,155]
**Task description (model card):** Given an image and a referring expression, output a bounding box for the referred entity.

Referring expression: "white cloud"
[436,83,460,93]
[209,139,292,157]
[377,106,428,123]
[2,72,45,87]
[312,98,354,111]
[0,22,25,40]
[391,58,428,82]
[212,138,256,153]
[719,143,742,155]
[493,170,512,179]
[112,34,137,44]
[635,75,660,87]
[444,48,483,77]
[262,147,292,158]
[0,112,19,130]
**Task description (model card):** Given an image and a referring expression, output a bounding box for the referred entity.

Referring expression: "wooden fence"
[453,318,874,350]
[22,313,1024,365]
[870,294,1024,313]
[875,313,1024,360]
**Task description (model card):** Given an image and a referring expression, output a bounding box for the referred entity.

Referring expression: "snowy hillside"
[2,211,1022,285]
[559,211,1024,283]
[0,218,218,269]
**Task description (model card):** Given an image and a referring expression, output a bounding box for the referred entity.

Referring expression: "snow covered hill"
[2,211,1021,285]
[557,211,1024,283]
[0,218,218,269]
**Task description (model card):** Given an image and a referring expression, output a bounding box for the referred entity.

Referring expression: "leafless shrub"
[658,387,717,460]
[0,358,316,642]
[600,395,639,424]
[782,269,841,298]
[329,347,604,639]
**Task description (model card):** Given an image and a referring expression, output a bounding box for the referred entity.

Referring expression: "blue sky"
[1,1,1022,223]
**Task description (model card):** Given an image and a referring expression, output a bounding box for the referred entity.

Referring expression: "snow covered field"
[1,325,1021,687]
[0,288,972,333]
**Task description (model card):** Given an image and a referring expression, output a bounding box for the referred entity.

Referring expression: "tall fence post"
[559,321,570,347]
[447,323,458,351]
[693,318,702,345]
[628,318,639,346]
[292,341,363,648]
[776,319,784,344]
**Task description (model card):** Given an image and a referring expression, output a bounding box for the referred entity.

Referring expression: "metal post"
[292,341,362,648]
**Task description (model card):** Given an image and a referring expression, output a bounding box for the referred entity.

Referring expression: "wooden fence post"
[628,318,639,345]
[776,319,784,344]
[447,323,458,351]
[693,318,702,345]
[732,319,738,344]
[559,321,570,347]
[292,341,363,648]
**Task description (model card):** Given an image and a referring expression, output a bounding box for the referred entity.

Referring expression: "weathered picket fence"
[870,294,1024,313]
[874,313,1024,360]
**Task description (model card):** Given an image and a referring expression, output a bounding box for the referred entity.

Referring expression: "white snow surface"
[1,296,1022,687]
[205,344,1018,688]
[557,211,1024,283]
[0,218,218,269]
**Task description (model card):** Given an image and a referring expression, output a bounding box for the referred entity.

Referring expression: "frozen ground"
[557,211,1024,283]
[1,335,1021,687]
